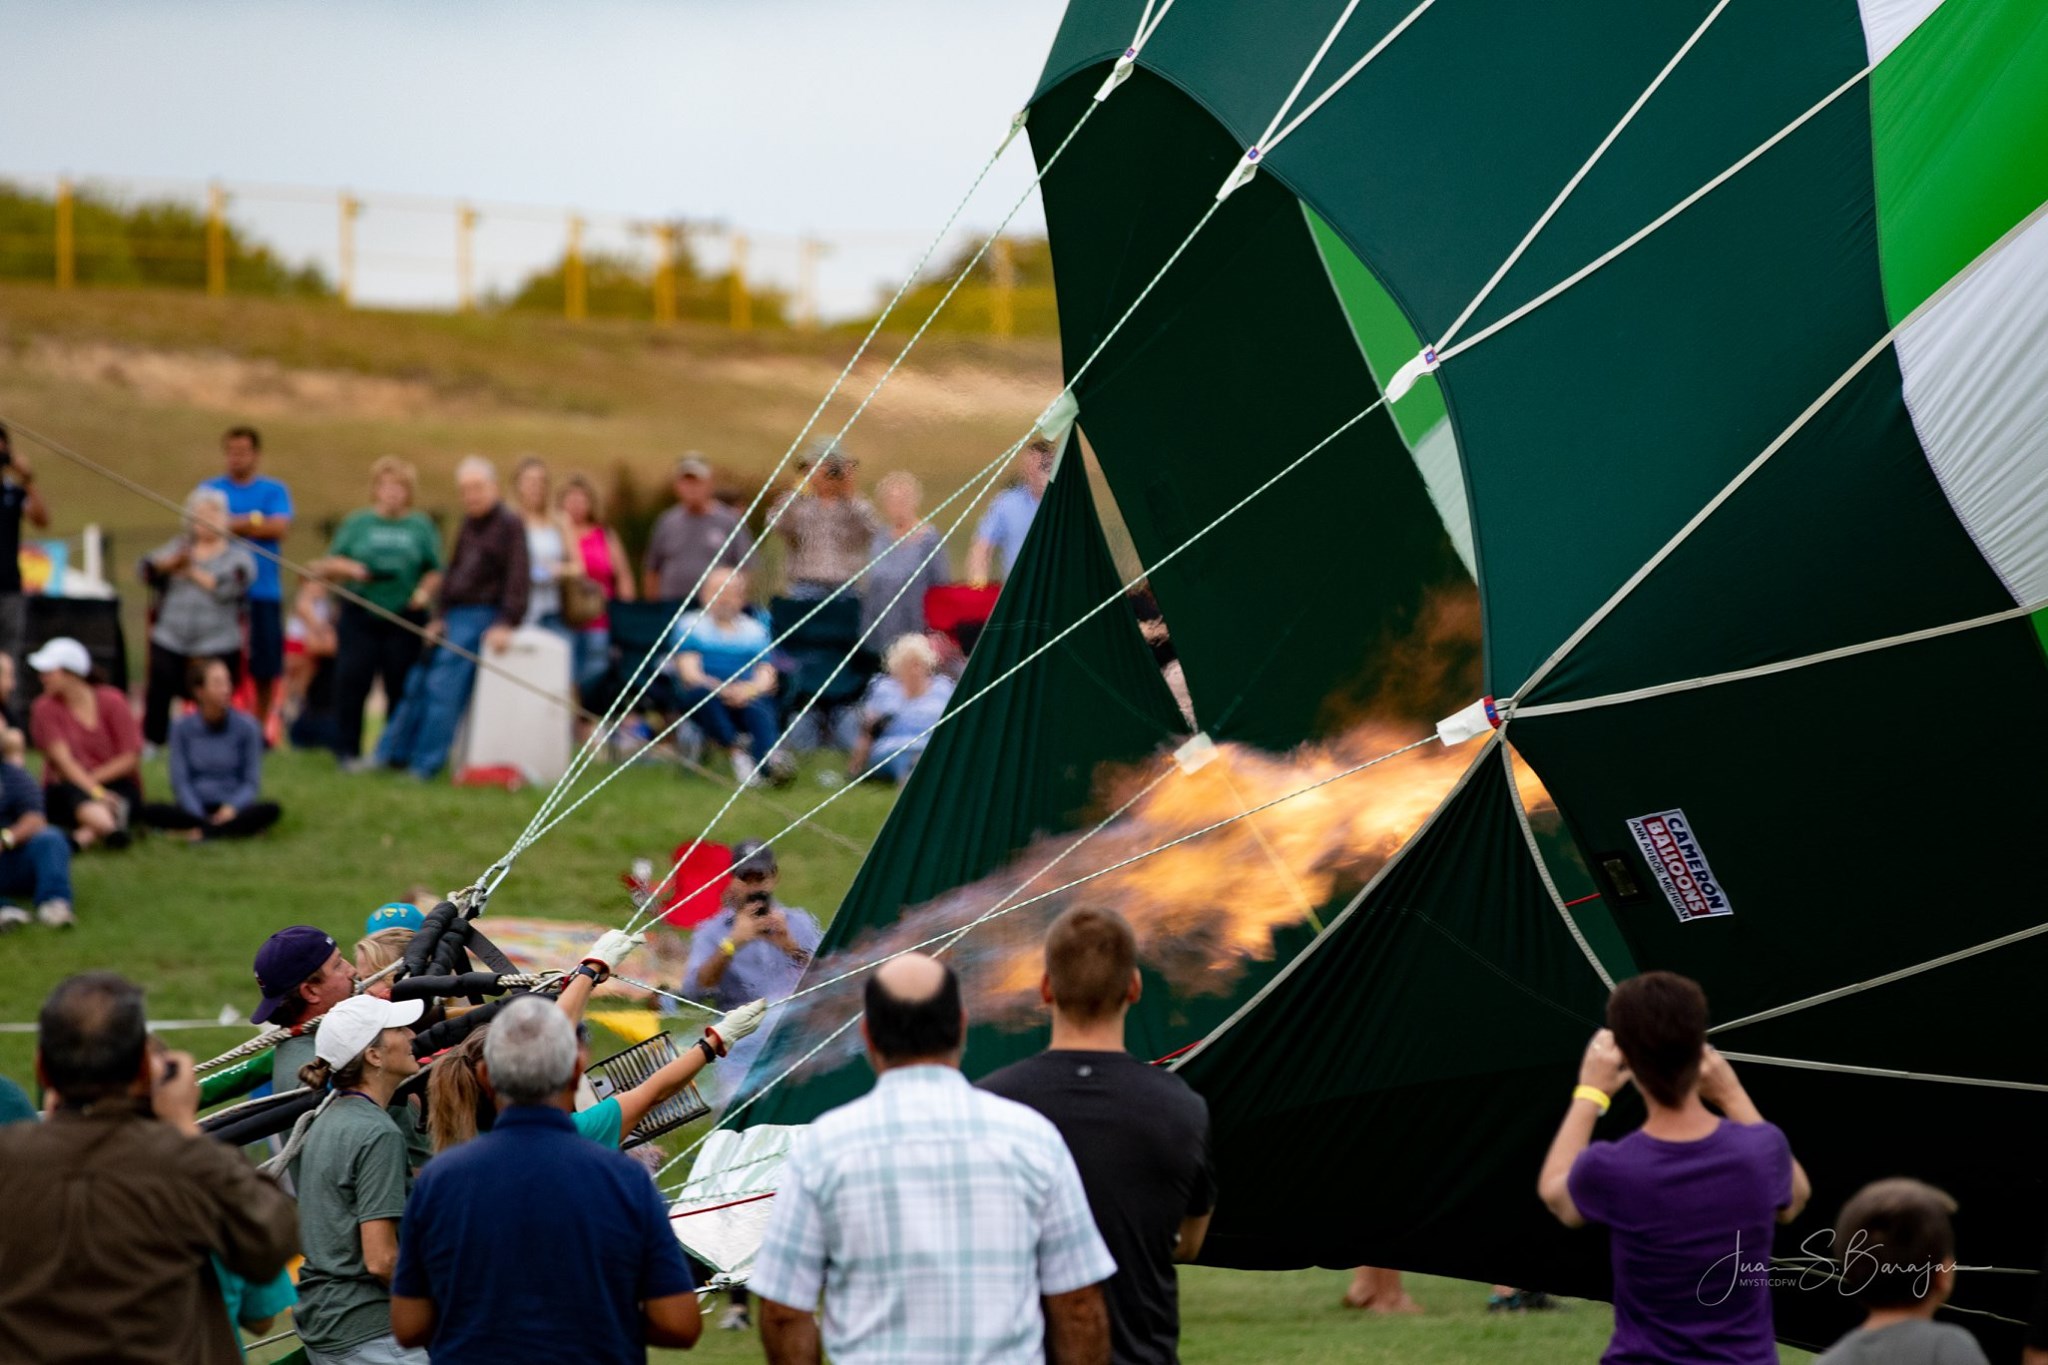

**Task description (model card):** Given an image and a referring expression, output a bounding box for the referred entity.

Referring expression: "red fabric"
[453,765,525,791]
[30,685,143,792]
[922,584,1000,644]
[660,841,734,927]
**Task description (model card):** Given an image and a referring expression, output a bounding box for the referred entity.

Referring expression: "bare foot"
[1370,1293,1424,1315]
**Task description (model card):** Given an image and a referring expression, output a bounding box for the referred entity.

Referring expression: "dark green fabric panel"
[1416,4,1880,695]
[1720,936,2048,1085]
[1507,620,2048,1027]
[1029,69,1472,751]
[1178,749,1615,1288]
[738,458,1189,1126]
[1526,347,2016,706]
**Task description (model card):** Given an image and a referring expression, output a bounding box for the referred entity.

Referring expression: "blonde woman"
[850,632,955,783]
[511,456,574,633]
[317,457,443,765]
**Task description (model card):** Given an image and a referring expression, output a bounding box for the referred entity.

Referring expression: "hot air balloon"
[686,0,2048,1351]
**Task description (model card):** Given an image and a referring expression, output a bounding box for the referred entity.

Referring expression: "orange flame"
[778,584,1548,1036]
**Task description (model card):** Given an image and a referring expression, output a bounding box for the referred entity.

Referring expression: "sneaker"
[730,752,757,786]
[338,755,380,775]
[0,906,28,933]
[762,751,799,789]
[35,899,74,928]
[716,1305,751,1332]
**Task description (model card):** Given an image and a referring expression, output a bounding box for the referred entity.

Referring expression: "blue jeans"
[376,604,496,778]
[679,685,779,756]
[0,828,73,905]
[572,626,610,688]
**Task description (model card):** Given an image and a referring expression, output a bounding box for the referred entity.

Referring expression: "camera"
[741,888,773,915]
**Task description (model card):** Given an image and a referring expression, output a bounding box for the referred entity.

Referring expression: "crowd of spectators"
[2,886,2041,1364]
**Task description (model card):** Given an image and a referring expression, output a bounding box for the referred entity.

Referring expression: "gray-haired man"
[392,996,701,1362]
[375,456,529,780]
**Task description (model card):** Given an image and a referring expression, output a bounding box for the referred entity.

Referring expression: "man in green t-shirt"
[312,458,444,766]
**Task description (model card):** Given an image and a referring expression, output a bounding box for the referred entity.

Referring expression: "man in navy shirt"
[392,996,700,1362]
[204,425,293,727]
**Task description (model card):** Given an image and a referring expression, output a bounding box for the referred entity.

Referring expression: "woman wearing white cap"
[26,635,142,856]
[286,994,428,1365]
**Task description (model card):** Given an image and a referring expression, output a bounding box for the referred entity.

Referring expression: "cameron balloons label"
[1626,809,1733,922]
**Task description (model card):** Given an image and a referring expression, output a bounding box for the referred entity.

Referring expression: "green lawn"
[6,744,1811,1364]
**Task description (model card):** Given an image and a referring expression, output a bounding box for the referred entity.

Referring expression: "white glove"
[705,999,768,1058]
[581,929,646,979]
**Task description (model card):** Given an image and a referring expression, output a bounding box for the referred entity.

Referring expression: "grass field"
[0,745,1823,1363]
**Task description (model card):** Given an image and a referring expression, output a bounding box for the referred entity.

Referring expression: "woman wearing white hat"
[26,636,142,857]
[285,994,428,1365]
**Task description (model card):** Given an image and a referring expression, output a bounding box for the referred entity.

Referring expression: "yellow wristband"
[1572,1085,1612,1114]
[719,938,738,958]
[89,785,108,801]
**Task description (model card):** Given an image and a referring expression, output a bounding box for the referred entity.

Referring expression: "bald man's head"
[864,953,965,1067]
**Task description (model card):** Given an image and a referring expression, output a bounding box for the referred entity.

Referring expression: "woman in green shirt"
[313,457,443,767]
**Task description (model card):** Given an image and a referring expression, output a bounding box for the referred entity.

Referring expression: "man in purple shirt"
[1539,970,1812,1365]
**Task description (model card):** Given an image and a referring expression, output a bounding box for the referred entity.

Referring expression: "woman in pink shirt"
[557,475,635,700]
[26,637,142,851]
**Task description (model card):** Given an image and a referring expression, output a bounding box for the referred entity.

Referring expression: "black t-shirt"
[0,481,28,594]
[980,1050,1215,1365]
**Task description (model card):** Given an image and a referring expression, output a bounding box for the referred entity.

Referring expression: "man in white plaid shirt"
[753,953,1115,1365]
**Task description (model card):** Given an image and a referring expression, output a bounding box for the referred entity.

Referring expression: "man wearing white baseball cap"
[289,994,428,1365]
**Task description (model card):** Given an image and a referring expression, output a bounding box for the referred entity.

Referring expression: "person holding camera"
[0,423,51,691]
[0,973,299,1365]
[685,839,821,1017]
[681,837,821,1333]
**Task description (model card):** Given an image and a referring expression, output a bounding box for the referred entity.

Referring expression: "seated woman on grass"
[140,659,282,841]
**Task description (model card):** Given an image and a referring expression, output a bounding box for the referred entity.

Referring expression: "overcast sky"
[2,0,1072,313]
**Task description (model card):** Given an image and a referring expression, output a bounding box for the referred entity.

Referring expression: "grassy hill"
[0,281,1060,647]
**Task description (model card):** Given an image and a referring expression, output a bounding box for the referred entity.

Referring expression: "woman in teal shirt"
[313,456,443,766]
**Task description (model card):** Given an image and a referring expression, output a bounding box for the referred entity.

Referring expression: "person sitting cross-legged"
[671,565,789,785]
[139,658,282,841]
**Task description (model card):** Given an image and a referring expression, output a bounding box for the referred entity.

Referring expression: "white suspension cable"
[1708,920,2048,1038]
[629,385,1380,932]
[1510,595,2048,720]
[1256,0,1441,158]
[1497,739,1615,990]
[655,763,1180,1181]
[1436,56,1879,366]
[1217,0,1439,200]
[657,729,1443,1182]
[1715,1051,2048,1095]
[625,452,1018,933]
[510,438,1031,853]
[1433,0,1731,353]
[490,108,1104,890]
